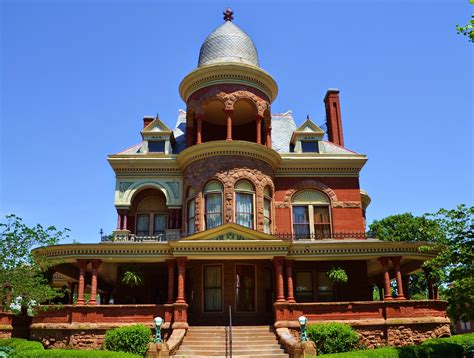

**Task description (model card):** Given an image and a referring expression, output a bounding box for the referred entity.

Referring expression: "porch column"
[167,259,175,304]
[391,257,405,300]
[273,256,286,302]
[256,115,263,144]
[379,257,393,300]
[225,110,233,141]
[196,116,203,144]
[266,125,272,148]
[176,257,187,304]
[77,259,88,305]
[285,259,295,303]
[116,209,122,230]
[89,260,101,305]
[68,282,77,305]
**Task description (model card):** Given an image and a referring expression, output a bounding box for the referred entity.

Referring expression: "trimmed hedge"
[307,322,361,354]
[104,324,152,356]
[319,333,474,357]
[0,338,140,357]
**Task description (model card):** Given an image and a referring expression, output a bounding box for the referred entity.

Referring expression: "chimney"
[143,116,154,128]
[324,89,344,147]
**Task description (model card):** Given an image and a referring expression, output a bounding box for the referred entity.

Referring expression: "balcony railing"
[104,230,182,243]
[275,231,366,240]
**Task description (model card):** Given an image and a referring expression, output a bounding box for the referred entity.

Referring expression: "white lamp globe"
[154,317,163,327]
[298,316,307,326]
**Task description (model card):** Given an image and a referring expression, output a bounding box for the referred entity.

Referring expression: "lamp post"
[154,316,163,343]
[298,315,308,342]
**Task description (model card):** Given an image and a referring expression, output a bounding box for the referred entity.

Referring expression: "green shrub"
[0,338,44,357]
[19,350,141,357]
[307,322,360,354]
[104,324,151,356]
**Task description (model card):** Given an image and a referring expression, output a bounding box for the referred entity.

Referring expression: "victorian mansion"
[27,9,450,353]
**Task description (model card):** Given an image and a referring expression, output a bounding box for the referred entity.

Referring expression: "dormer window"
[301,141,319,153]
[148,140,165,153]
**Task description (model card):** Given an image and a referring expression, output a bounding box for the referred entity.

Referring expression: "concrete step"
[178,346,284,353]
[184,332,276,338]
[174,355,289,358]
[180,341,280,347]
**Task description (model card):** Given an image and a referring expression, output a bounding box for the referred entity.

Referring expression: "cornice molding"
[176,140,282,170]
[179,63,278,103]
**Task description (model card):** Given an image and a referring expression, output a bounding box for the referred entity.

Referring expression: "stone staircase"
[173,325,289,358]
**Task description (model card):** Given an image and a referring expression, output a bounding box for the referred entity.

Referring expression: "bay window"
[204,181,223,229]
[235,180,254,229]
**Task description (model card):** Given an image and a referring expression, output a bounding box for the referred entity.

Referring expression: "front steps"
[173,325,289,358]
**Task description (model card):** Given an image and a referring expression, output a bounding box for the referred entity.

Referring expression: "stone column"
[391,257,405,300]
[116,210,122,230]
[285,259,295,303]
[266,125,272,148]
[68,282,77,305]
[89,260,101,305]
[256,115,263,144]
[167,259,175,304]
[77,259,88,305]
[196,116,203,144]
[273,257,286,302]
[379,257,393,300]
[176,257,187,304]
[225,110,233,141]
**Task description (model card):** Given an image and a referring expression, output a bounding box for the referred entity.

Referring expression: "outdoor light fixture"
[298,315,308,342]
[154,316,164,343]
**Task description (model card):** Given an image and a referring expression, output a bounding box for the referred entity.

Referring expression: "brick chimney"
[143,116,154,128]
[324,89,344,147]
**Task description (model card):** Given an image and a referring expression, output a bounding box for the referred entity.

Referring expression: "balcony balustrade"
[275,231,367,240]
[105,229,182,243]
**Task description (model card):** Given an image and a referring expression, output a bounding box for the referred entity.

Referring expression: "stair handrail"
[228,304,232,358]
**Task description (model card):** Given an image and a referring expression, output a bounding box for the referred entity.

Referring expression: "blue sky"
[1,0,472,244]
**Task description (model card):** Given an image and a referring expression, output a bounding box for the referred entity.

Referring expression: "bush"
[0,338,44,357]
[307,322,360,354]
[104,324,151,356]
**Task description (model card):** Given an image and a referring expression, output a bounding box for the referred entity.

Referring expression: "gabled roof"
[141,117,173,136]
[291,116,325,143]
[180,223,280,241]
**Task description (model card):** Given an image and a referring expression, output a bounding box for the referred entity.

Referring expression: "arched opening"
[232,99,258,142]
[202,99,226,143]
[129,188,168,238]
[234,180,255,229]
[291,189,331,240]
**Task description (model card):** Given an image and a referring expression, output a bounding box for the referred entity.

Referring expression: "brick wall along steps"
[173,326,289,358]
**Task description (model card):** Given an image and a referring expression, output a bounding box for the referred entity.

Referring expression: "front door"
[236,264,256,313]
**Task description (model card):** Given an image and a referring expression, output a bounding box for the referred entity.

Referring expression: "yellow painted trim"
[180,223,279,241]
[176,140,282,170]
[179,63,278,103]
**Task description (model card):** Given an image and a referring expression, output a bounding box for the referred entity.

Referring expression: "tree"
[0,214,69,313]
[368,206,474,321]
[456,15,474,43]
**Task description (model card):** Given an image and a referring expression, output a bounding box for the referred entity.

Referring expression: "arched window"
[235,180,255,229]
[136,195,167,237]
[291,190,331,239]
[204,181,223,229]
[186,187,196,235]
[263,186,272,234]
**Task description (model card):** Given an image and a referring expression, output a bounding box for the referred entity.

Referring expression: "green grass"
[0,338,141,357]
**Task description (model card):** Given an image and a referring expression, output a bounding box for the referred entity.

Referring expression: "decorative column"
[196,116,203,144]
[176,257,187,304]
[285,259,295,303]
[167,259,175,304]
[89,260,101,305]
[256,115,263,144]
[68,282,77,305]
[391,257,405,300]
[116,210,122,230]
[379,257,393,300]
[225,110,233,141]
[77,259,88,305]
[266,125,272,148]
[273,257,286,302]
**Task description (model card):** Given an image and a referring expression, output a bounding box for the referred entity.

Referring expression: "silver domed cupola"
[198,8,259,67]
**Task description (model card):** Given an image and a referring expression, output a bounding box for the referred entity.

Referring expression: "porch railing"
[275,231,366,240]
[105,230,182,243]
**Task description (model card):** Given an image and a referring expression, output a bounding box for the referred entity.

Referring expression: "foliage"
[307,322,360,354]
[0,215,69,312]
[121,267,144,287]
[104,324,151,355]
[456,15,474,43]
[0,338,141,357]
[318,333,474,357]
[327,267,348,284]
[425,205,474,321]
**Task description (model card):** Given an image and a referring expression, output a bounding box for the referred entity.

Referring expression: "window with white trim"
[263,186,272,234]
[292,190,331,239]
[204,181,223,229]
[235,180,254,229]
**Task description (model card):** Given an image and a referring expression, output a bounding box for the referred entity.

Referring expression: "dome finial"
[223,7,234,22]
